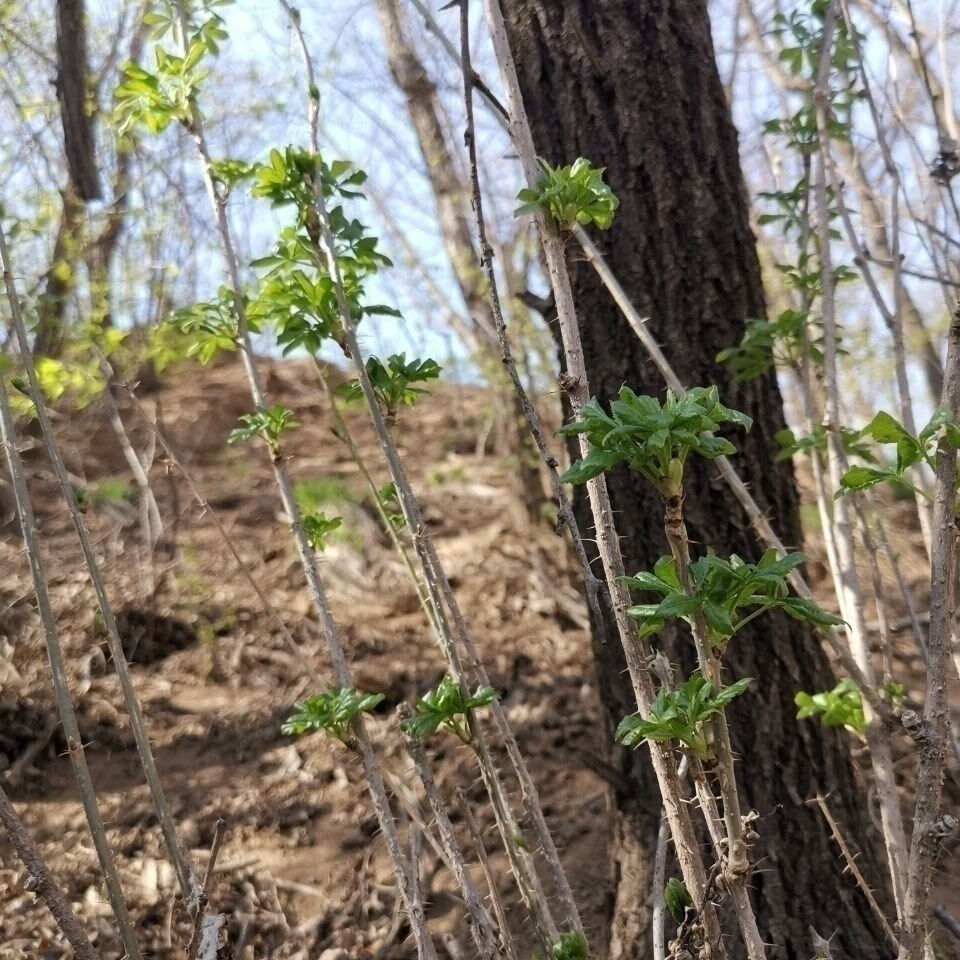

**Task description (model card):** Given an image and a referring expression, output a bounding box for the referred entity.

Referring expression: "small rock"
[318,949,348,960]
[157,860,176,891]
[180,818,201,848]
[140,857,159,904]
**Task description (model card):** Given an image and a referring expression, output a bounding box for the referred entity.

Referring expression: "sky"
[1,0,957,418]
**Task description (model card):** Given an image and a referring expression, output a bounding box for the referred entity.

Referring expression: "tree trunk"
[501,3,893,958]
[56,0,100,202]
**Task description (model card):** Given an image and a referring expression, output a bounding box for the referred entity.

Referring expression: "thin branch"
[174,7,436,957]
[899,302,960,960]
[186,817,227,960]
[281,3,564,948]
[0,222,197,907]
[0,780,101,960]
[458,0,604,650]
[813,4,909,920]
[0,226,142,960]
[810,795,900,950]
[478,3,725,954]
[459,790,519,960]
[399,705,500,960]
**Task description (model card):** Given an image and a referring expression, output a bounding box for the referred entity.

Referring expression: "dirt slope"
[0,357,956,959]
[0,358,609,959]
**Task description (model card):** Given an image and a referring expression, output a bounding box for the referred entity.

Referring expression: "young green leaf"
[228,404,298,450]
[282,687,385,744]
[336,354,441,419]
[664,876,693,924]
[558,386,751,496]
[794,679,865,736]
[401,676,498,742]
[303,512,342,551]
[552,931,589,960]
[514,156,619,231]
[624,548,838,643]
[615,673,752,757]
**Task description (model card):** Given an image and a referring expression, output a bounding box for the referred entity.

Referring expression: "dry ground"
[0,357,956,958]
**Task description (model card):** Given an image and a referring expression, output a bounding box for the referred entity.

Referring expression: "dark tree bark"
[56,0,100,202]
[500,3,894,958]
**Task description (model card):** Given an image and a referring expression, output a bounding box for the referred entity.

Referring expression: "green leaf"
[401,676,499,742]
[836,464,896,497]
[664,877,693,924]
[557,386,750,496]
[282,687,385,743]
[863,411,911,445]
[615,672,752,755]
[552,932,589,960]
[303,512,342,551]
[794,678,864,735]
[779,597,845,629]
[703,599,735,638]
[560,447,623,485]
[514,156,620,232]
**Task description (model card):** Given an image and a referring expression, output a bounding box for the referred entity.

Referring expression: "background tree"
[501,2,892,956]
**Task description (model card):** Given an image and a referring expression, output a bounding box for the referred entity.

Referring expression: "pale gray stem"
[898,304,960,960]
[815,94,932,556]
[652,814,670,960]
[276,1,559,947]
[663,502,765,959]
[313,360,438,638]
[400,705,500,960]
[456,0,586,932]
[653,755,689,960]
[0,245,142,960]
[0,779,102,960]
[120,383,307,664]
[457,0,604,640]
[186,817,226,960]
[480,3,727,954]
[0,223,197,906]
[810,795,900,950]
[173,8,437,957]
[813,4,909,918]
[97,353,162,548]
[459,789,520,960]
[690,761,765,960]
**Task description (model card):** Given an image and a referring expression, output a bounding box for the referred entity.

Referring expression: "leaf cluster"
[113,16,226,135]
[717,307,834,382]
[303,512,342,552]
[615,673,752,758]
[248,215,397,354]
[227,404,298,451]
[164,287,249,365]
[376,482,405,530]
[552,932,589,960]
[558,386,751,497]
[794,678,865,735]
[774,424,875,463]
[623,549,843,642]
[252,148,368,215]
[282,687,385,743]
[837,407,960,498]
[336,354,441,419]
[401,676,498,742]
[515,157,620,231]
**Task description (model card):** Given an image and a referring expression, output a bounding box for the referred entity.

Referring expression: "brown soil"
[0,357,956,959]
